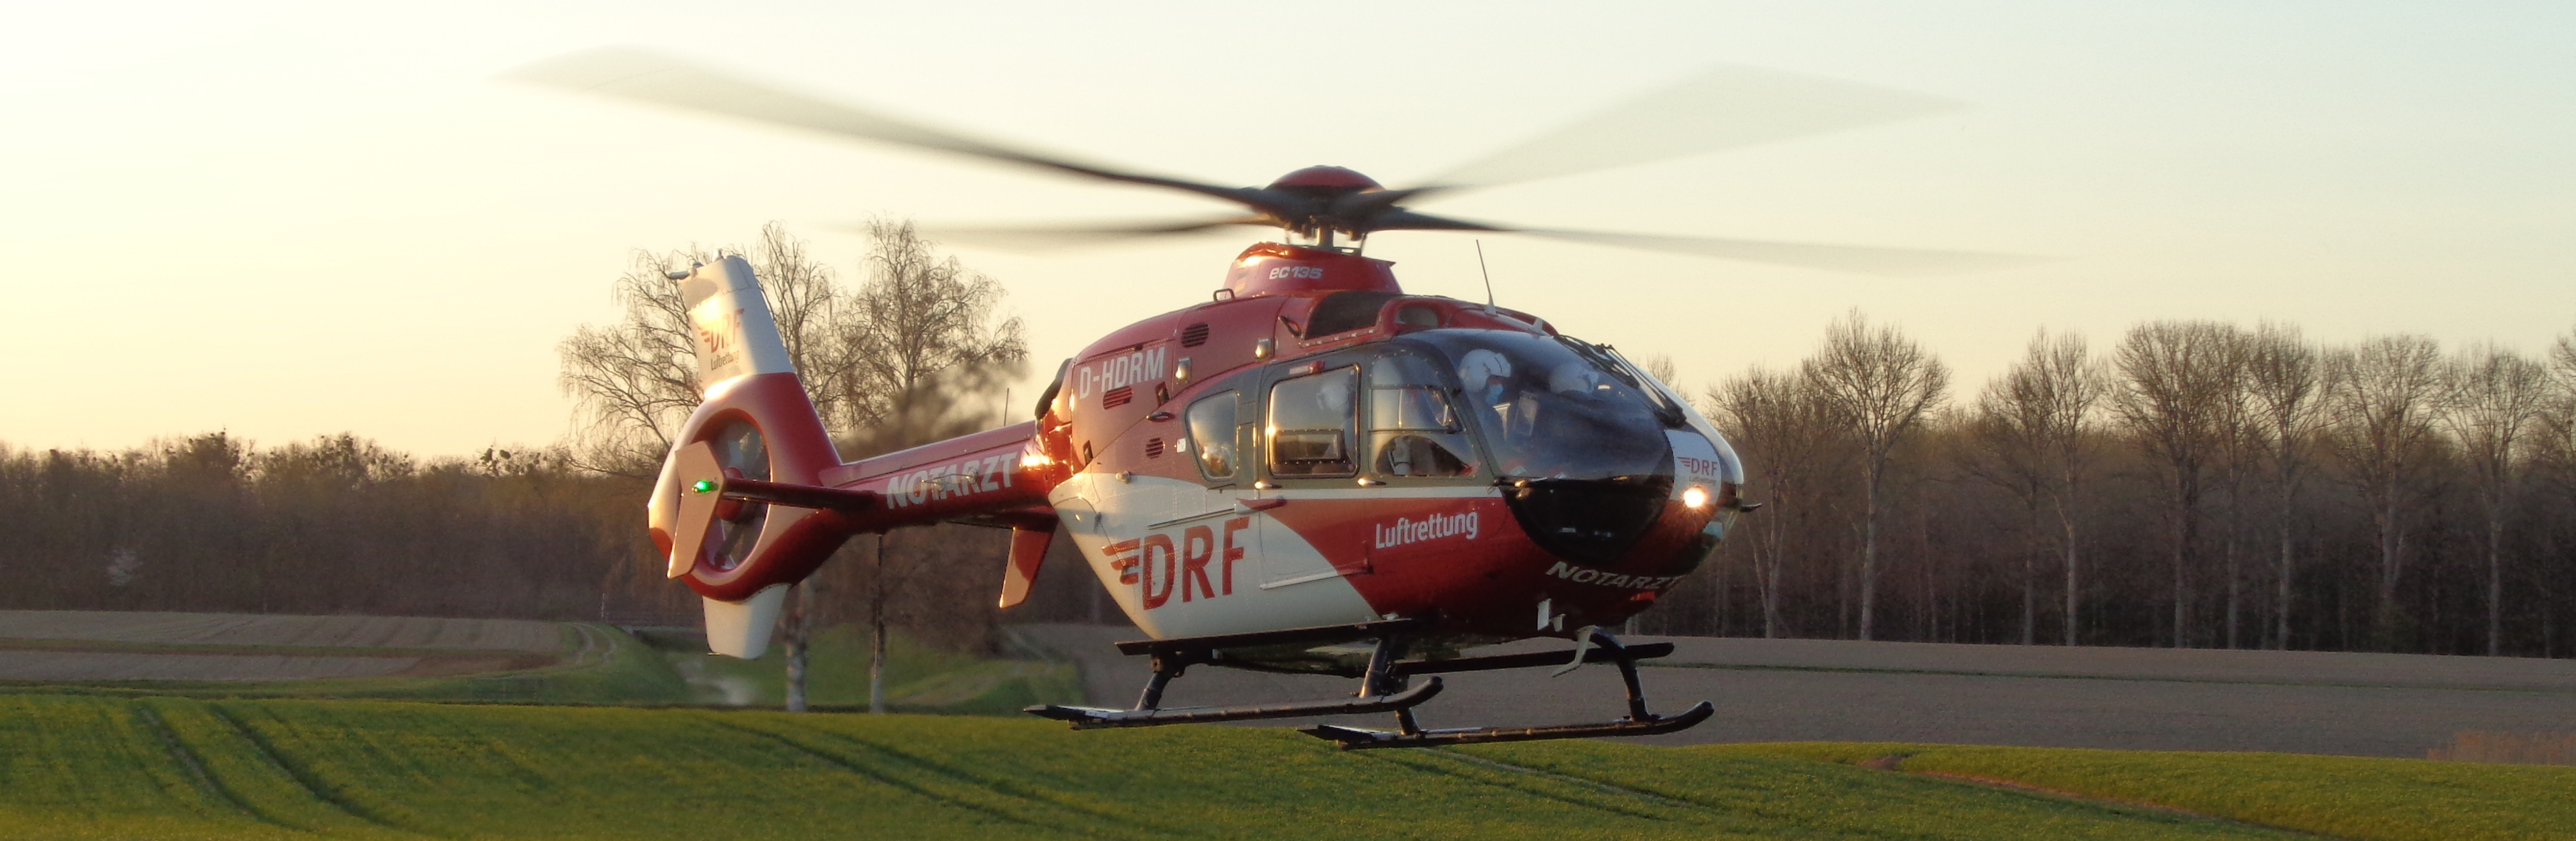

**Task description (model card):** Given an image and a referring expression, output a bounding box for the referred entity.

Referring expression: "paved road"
[0,611,563,652]
[0,611,568,682]
[1012,623,2576,759]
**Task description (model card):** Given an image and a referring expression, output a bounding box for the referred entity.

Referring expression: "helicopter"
[513,49,2019,748]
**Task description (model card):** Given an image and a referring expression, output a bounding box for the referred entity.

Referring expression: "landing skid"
[1023,621,1713,749]
[1027,679,1441,729]
[1302,702,1715,749]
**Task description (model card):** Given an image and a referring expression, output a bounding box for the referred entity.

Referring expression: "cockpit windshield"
[1409,330,1674,481]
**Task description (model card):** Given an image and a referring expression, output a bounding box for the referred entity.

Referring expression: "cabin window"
[1185,390,1239,481]
[1267,366,1358,478]
[1367,353,1477,477]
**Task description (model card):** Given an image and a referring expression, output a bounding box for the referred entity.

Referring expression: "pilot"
[1457,348,1516,428]
[1459,348,1561,475]
[1548,362,1607,396]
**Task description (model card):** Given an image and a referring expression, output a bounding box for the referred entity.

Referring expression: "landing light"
[1682,486,1708,509]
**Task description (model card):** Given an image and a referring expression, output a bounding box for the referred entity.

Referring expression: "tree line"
[11,219,2571,664]
[0,434,689,622]
[1633,313,2576,658]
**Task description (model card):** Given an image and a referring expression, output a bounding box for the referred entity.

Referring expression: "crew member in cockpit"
[1456,348,1521,437]
[1457,345,1640,479]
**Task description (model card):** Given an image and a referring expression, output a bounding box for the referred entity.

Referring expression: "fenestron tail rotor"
[509,48,2032,274]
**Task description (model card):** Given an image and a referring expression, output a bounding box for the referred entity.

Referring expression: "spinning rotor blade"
[1414,65,1963,193]
[901,215,1274,252]
[506,48,1263,207]
[1516,230,2040,277]
[1371,210,2036,277]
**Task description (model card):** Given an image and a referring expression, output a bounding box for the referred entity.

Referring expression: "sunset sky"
[6,1,2570,458]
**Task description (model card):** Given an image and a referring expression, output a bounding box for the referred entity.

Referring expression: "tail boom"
[643,255,1073,657]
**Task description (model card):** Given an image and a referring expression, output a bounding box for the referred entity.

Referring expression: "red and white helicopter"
[517,49,2012,748]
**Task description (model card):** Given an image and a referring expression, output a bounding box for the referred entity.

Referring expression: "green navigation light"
[691,479,717,493]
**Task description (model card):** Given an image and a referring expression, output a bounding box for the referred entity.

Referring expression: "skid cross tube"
[1390,641,1677,677]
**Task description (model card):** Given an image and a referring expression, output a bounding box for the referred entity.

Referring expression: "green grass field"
[1,693,2567,841]
[628,624,1082,714]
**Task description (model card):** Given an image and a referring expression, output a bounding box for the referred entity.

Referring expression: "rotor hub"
[1265,165,1382,197]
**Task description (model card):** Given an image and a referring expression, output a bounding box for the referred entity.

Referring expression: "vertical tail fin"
[645,255,856,659]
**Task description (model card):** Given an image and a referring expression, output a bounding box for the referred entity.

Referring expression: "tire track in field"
[702,716,1131,838]
[1462,748,2316,841]
[130,701,296,830]
[787,724,1193,840]
[1362,748,1699,824]
[200,702,439,838]
[1861,755,2353,841]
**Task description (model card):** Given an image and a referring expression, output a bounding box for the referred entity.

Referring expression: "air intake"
[1181,322,1211,347]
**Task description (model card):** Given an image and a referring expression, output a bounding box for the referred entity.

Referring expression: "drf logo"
[694,308,746,371]
[1108,517,1250,609]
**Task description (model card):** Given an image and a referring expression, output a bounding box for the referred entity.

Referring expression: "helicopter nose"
[1502,476,1672,568]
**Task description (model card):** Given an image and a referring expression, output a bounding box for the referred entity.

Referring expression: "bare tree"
[1968,330,2106,646]
[835,219,1029,453]
[753,222,847,428]
[1802,311,1949,641]
[1643,355,1679,389]
[2324,335,2444,649]
[743,222,845,712]
[1710,367,1841,639]
[2554,327,2576,393]
[2243,323,2323,649]
[837,219,1028,712]
[2541,328,2576,656]
[2440,343,2550,656]
[2113,321,2246,648]
[2211,331,2258,650]
[1965,377,2048,646]
[556,250,700,477]
[557,223,846,478]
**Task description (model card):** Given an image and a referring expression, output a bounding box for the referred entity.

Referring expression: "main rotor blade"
[1518,229,2041,276]
[1371,210,2036,276]
[1415,65,1963,193]
[896,215,1274,252]
[506,48,1264,207]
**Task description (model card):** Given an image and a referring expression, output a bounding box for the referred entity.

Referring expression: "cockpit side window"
[1184,390,1239,482]
[1367,354,1477,478]
[1267,367,1359,478]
